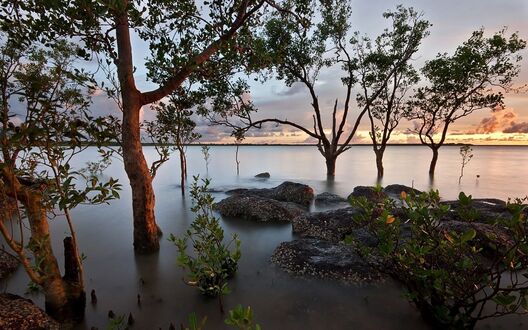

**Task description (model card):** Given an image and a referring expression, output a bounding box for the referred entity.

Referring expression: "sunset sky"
[89,0,528,145]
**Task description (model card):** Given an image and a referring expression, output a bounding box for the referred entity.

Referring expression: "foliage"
[25,281,41,295]
[225,305,262,330]
[170,176,241,298]
[145,92,200,180]
[406,29,526,175]
[362,7,426,176]
[458,145,473,184]
[243,2,429,175]
[349,190,528,329]
[0,0,291,253]
[456,192,480,222]
[106,314,126,330]
[181,313,208,330]
[0,37,121,294]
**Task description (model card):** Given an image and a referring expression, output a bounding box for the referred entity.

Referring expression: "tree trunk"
[116,12,160,253]
[235,144,240,175]
[375,150,384,178]
[179,148,185,196]
[122,97,160,253]
[325,156,337,176]
[429,148,439,177]
[24,194,85,322]
[44,238,86,323]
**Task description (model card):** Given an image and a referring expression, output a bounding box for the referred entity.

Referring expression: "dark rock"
[438,220,515,259]
[226,181,314,207]
[383,184,422,198]
[440,198,511,224]
[0,293,60,329]
[0,250,19,280]
[350,227,379,248]
[314,192,347,205]
[254,172,270,178]
[292,207,364,242]
[273,182,314,206]
[348,186,387,203]
[216,195,306,222]
[271,238,385,284]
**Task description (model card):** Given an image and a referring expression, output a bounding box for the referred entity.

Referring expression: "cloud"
[274,83,305,96]
[503,121,528,133]
[474,108,518,134]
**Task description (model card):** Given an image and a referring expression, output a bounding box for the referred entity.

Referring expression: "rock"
[215,195,306,222]
[226,181,314,207]
[0,250,19,280]
[438,220,515,259]
[440,198,511,224]
[383,184,422,198]
[0,293,60,330]
[271,238,385,284]
[254,172,270,178]
[314,192,347,205]
[347,186,387,203]
[292,207,364,242]
[272,182,314,206]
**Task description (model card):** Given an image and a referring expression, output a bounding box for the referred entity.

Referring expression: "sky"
[90,0,528,145]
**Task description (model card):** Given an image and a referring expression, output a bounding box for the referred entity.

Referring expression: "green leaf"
[460,229,477,244]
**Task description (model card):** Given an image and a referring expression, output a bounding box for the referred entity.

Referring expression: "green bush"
[170,176,241,300]
[225,305,261,330]
[350,190,528,329]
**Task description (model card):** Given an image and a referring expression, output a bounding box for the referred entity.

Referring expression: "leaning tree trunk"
[375,149,385,178]
[429,147,439,177]
[325,155,337,177]
[116,13,160,253]
[25,193,85,322]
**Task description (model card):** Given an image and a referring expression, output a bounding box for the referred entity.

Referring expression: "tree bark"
[179,148,185,196]
[116,11,160,253]
[325,156,337,176]
[23,190,85,322]
[375,150,384,178]
[429,147,439,177]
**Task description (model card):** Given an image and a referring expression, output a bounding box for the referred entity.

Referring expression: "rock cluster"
[215,195,306,222]
[0,293,60,330]
[271,238,385,284]
[216,181,314,222]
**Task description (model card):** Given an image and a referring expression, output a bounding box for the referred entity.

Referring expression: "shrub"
[225,305,261,330]
[170,176,241,308]
[350,190,528,329]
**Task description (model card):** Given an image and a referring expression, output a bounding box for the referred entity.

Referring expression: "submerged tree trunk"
[429,147,439,177]
[116,12,160,253]
[235,144,240,175]
[20,186,85,322]
[178,147,186,196]
[44,238,86,323]
[375,149,385,178]
[325,156,337,177]
[121,97,160,253]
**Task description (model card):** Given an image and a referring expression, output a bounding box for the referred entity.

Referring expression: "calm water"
[2,145,527,329]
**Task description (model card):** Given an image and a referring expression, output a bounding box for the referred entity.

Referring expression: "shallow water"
[1,145,527,329]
